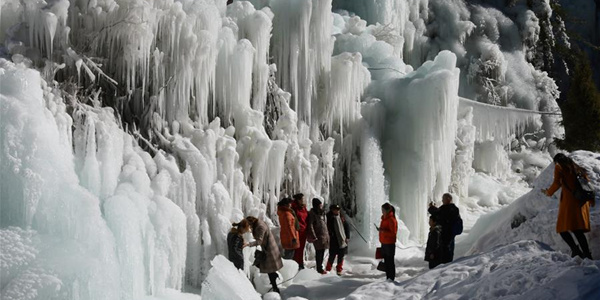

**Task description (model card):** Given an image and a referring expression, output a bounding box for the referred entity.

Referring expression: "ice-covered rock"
[201,255,261,300]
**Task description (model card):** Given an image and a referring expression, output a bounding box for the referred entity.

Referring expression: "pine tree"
[555,48,600,151]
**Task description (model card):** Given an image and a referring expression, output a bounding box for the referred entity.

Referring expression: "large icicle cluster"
[370,51,461,242]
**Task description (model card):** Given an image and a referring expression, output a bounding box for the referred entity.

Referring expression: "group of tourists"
[227,194,352,293]
[226,152,595,294]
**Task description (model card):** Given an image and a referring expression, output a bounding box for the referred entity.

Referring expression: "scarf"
[333,214,347,248]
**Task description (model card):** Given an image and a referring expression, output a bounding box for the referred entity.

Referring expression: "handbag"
[376,261,386,272]
[565,168,595,205]
[253,249,266,267]
[375,247,383,259]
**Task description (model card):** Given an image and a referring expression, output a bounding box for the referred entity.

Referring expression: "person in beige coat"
[543,153,595,259]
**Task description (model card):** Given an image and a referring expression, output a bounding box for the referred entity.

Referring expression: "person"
[228,219,250,270]
[292,193,309,269]
[428,193,461,263]
[326,204,350,275]
[424,215,443,269]
[277,198,300,259]
[245,216,284,293]
[377,202,398,281]
[543,153,595,259]
[307,198,330,274]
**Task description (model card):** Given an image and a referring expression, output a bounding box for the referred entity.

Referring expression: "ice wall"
[1,60,119,299]
[0,60,200,299]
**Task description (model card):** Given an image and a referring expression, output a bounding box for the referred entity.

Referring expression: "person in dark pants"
[326,204,350,275]
[277,198,299,259]
[227,219,250,270]
[543,153,595,259]
[292,193,309,269]
[378,203,398,281]
[428,193,461,263]
[307,198,330,274]
[246,216,284,293]
[425,215,443,269]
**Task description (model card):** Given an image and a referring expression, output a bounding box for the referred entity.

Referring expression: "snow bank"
[347,240,600,300]
[463,151,600,257]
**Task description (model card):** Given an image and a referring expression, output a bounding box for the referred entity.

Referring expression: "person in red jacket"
[292,193,309,269]
[377,202,398,281]
[277,198,300,259]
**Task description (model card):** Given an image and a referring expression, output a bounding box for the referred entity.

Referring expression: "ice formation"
[200,255,261,300]
[1,0,570,298]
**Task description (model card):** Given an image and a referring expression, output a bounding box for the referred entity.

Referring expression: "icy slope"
[346,240,600,300]
[461,151,600,258]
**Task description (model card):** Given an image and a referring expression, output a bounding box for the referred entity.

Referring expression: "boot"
[325,261,333,272]
[336,260,344,275]
[268,273,280,293]
[571,247,583,258]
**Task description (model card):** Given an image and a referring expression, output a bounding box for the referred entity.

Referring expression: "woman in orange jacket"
[543,153,595,259]
[277,198,300,259]
[378,203,398,281]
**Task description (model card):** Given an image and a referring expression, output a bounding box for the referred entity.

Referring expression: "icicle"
[459,97,542,142]
[322,52,371,136]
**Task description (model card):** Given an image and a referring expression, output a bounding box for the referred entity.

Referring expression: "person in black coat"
[428,193,461,263]
[326,204,350,275]
[227,219,250,270]
[425,215,443,269]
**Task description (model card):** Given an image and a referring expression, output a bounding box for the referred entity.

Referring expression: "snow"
[462,151,600,258]
[347,240,600,300]
[200,255,260,300]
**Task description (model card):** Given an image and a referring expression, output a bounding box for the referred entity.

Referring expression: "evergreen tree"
[555,48,600,151]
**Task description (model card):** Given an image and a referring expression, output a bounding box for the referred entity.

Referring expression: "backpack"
[452,216,463,236]
[572,169,595,205]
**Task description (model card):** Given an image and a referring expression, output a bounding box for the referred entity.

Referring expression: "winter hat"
[312,198,322,208]
[278,198,292,207]
[329,204,341,211]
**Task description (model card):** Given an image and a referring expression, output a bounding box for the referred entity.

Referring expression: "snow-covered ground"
[347,240,600,300]
[199,151,600,300]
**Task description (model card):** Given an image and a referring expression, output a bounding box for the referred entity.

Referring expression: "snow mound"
[200,255,260,300]
[461,151,600,257]
[347,240,600,300]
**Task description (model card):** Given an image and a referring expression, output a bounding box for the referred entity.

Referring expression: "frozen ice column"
[380,50,460,242]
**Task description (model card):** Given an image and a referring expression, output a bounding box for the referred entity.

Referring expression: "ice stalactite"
[355,99,389,248]
[227,2,274,112]
[321,52,371,136]
[375,51,460,242]
[450,106,476,202]
[459,97,541,142]
[270,0,334,126]
[270,0,313,123]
